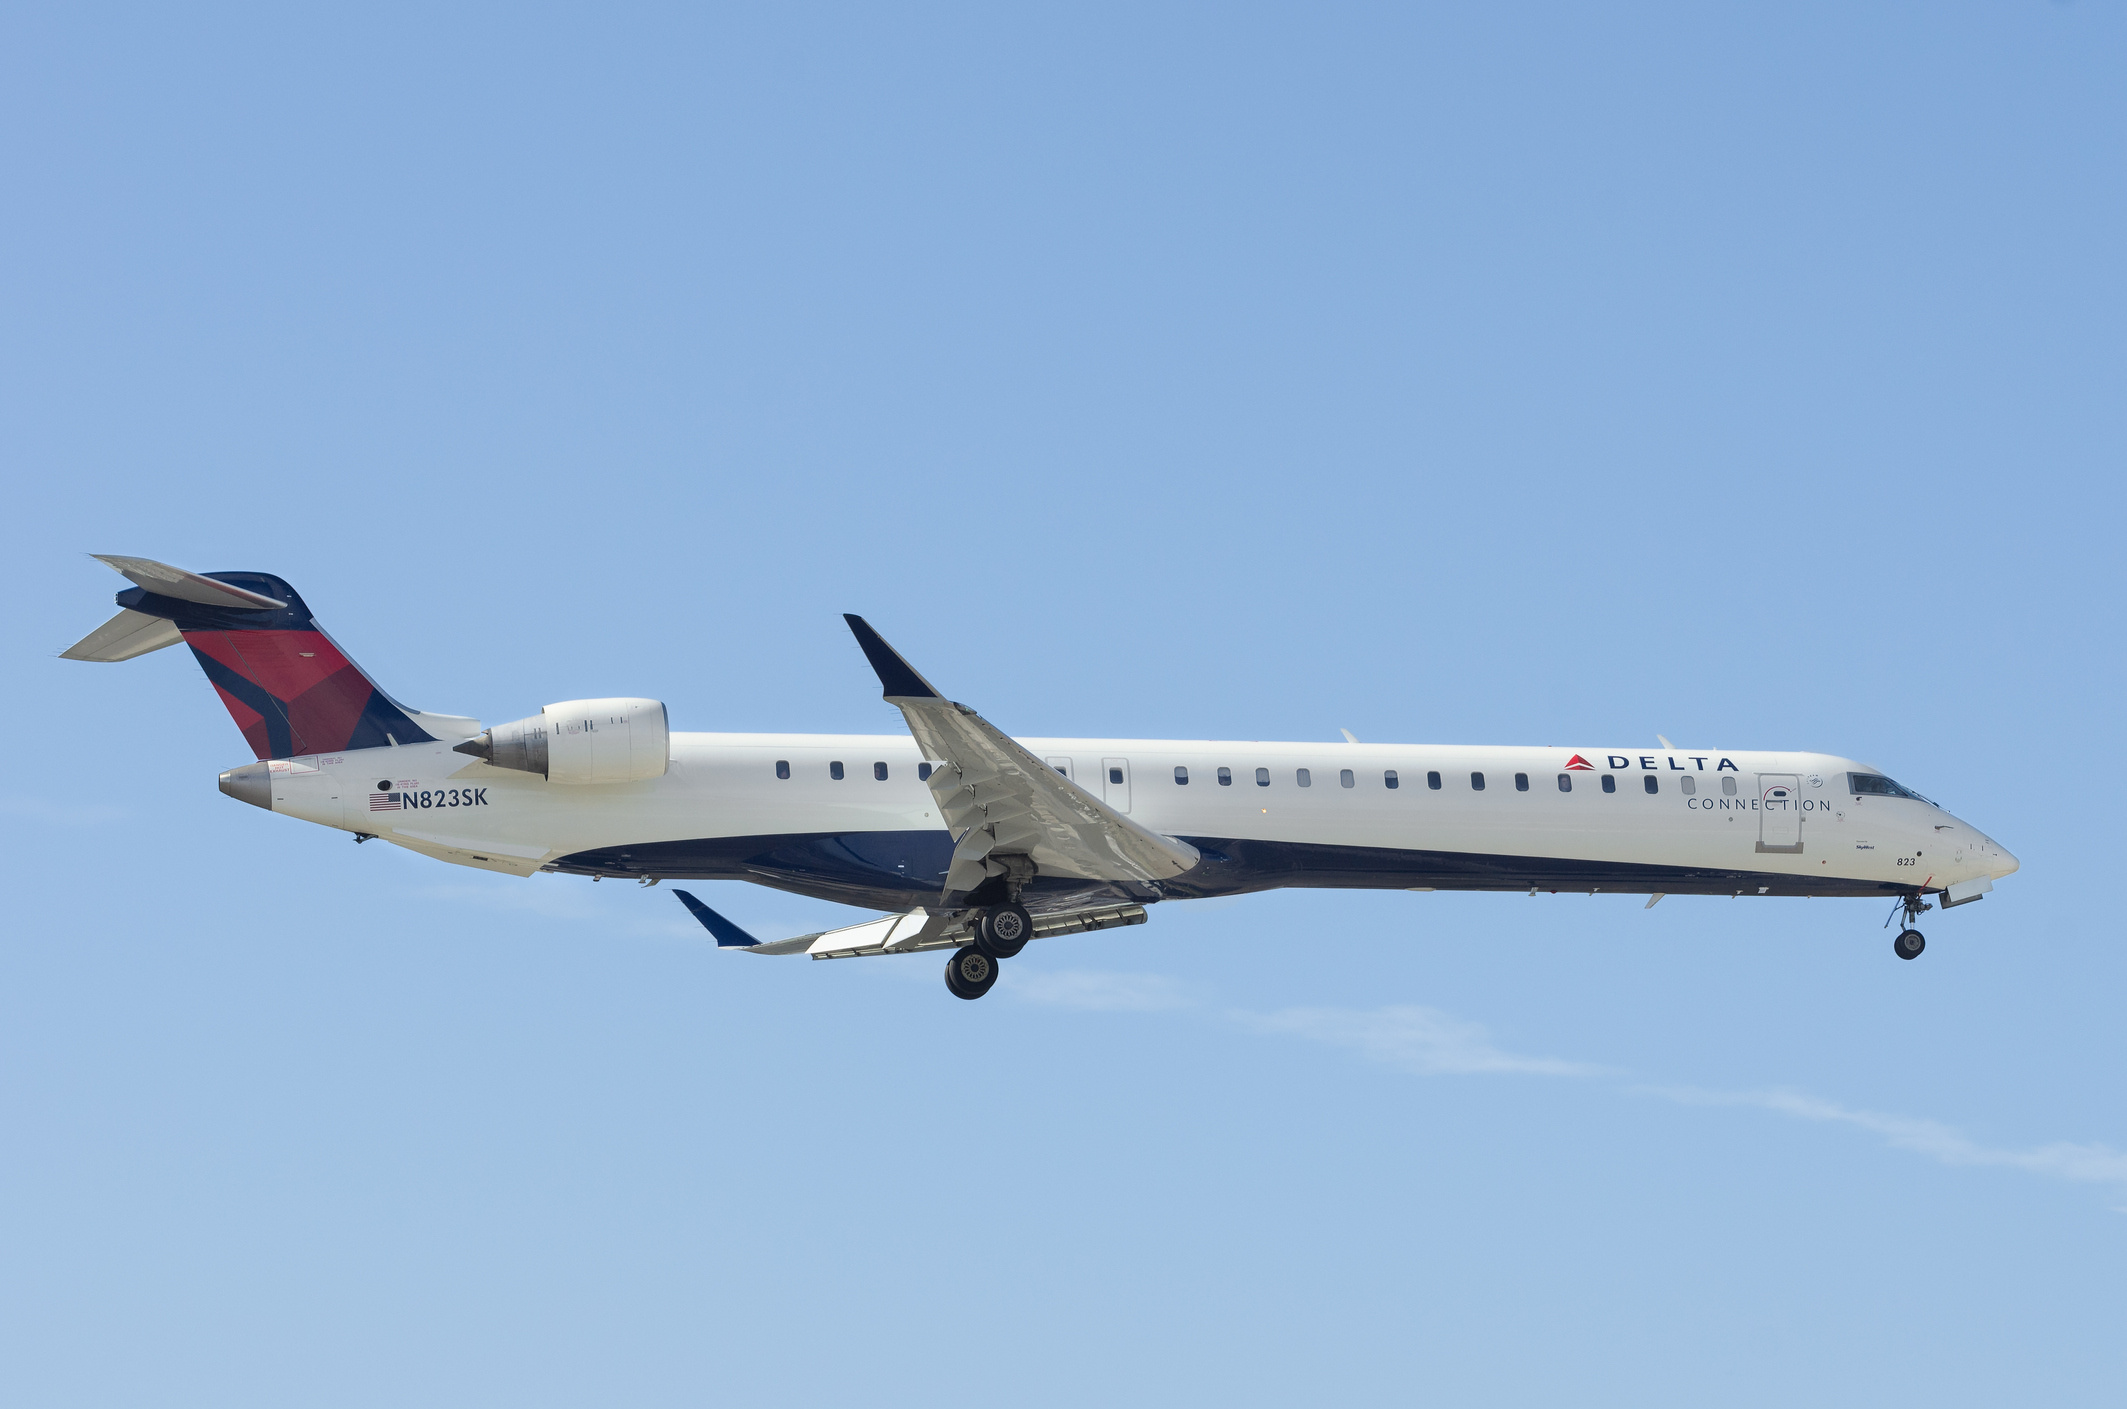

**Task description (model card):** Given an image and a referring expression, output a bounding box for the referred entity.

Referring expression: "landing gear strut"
[944,945,999,1000]
[974,902,1033,959]
[1888,893,1931,960]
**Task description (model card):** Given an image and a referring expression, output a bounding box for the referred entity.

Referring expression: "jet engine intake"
[455,697,668,784]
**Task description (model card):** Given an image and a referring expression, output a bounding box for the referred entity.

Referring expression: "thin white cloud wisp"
[1646,1085,2127,1189]
[1235,1003,1600,1078]
[1021,969,2127,1204]
[1010,968,1195,1012]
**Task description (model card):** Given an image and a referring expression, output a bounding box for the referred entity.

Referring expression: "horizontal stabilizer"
[91,554,288,610]
[61,608,184,662]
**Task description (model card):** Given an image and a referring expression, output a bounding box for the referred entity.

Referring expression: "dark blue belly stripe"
[551,830,1914,913]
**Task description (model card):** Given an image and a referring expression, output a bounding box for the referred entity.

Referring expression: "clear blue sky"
[4,5,2123,1404]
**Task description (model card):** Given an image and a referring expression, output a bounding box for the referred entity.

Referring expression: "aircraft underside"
[551,830,1922,913]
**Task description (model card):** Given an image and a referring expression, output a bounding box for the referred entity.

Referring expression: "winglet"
[842,615,943,700]
[673,890,762,947]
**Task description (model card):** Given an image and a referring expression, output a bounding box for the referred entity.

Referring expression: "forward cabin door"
[1101,757,1132,813]
[1757,774,1803,853]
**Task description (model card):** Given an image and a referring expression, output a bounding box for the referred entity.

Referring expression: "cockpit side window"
[1849,772,1934,805]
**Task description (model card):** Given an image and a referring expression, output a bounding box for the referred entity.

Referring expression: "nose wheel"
[945,946,1000,1000]
[1886,893,1932,960]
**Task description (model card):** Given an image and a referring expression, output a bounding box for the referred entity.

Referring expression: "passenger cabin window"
[1679,775,1695,795]
[1601,774,1616,793]
[775,760,790,780]
[1384,770,1399,789]
[1108,766,1124,785]
[1218,767,1233,786]
[1297,768,1312,787]
[1340,769,1355,788]
[1849,772,1932,803]
[874,762,889,781]
[1721,776,1737,797]
[830,761,845,781]
[1470,771,1486,791]
[1643,775,1658,795]
[918,763,933,781]
[1427,771,1442,790]
[1256,767,1270,787]
[1174,766,1189,785]
[1514,773,1529,791]
[1557,773,1571,792]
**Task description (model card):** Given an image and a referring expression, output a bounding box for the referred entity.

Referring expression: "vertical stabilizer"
[67,556,458,760]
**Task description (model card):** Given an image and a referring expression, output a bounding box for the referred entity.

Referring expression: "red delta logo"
[1563,754,1595,770]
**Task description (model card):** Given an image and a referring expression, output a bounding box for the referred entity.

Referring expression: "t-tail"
[62,555,471,760]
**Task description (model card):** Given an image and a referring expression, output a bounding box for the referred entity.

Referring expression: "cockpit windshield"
[1848,772,1936,806]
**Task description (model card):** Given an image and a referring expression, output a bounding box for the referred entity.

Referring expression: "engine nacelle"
[454,697,669,784]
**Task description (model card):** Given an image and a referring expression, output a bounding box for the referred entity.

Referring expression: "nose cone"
[218,762,272,811]
[1989,843,2020,879]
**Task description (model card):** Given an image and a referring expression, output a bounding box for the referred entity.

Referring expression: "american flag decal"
[368,792,403,811]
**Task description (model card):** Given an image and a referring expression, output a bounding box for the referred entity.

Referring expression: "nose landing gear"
[1887,894,1932,960]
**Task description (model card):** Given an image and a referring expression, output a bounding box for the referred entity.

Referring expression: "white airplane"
[65,556,2019,998]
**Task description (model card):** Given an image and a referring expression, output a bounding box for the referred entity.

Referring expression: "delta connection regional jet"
[65,557,2020,1000]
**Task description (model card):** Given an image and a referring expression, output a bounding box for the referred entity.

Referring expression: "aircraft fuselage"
[244,732,2016,915]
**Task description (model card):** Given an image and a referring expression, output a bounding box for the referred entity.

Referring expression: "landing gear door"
[1101,757,1131,814]
[1757,773,1803,853]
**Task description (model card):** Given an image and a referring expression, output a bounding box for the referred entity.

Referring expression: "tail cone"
[218,762,272,811]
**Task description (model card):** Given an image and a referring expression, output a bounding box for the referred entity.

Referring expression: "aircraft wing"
[673,890,1149,958]
[843,615,1201,906]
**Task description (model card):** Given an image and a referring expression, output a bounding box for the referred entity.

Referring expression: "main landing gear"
[1889,894,1931,960]
[974,902,1032,959]
[944,945,999,1000]
[944,903,1035,999]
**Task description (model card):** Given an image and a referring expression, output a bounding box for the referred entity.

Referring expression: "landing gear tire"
[945,946,1000,1000]
[975,902,1034,959]
[1894,929,1926,961]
